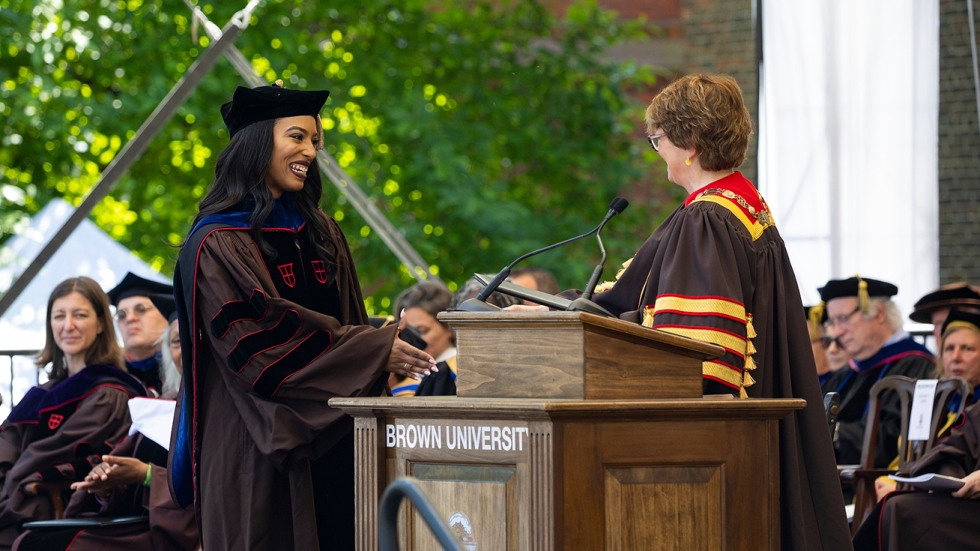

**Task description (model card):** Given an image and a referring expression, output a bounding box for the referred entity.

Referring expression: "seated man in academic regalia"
[819,275,935,468]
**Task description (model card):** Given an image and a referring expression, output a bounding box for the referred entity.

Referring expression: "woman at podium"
[584,74,852,551]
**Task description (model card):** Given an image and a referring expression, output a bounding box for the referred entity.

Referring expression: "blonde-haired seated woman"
[0,276,145,546]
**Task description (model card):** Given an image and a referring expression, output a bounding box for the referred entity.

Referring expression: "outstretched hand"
[70,455,150,497]
[385,313,437,380]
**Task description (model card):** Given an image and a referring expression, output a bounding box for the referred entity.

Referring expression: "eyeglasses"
[824,305,863,329]
[114,303,156,322]
[647,133,667,152]
[819,335,844,349]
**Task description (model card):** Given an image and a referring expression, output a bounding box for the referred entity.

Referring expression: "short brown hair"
[645,74,752,171]
[36,276,124,381]
[395,280,454,320]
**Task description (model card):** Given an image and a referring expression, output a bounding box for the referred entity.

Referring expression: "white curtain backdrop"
[759,0,939,324]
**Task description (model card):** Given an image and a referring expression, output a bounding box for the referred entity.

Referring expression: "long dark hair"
[189,118,337,262]
[35,276,124,381]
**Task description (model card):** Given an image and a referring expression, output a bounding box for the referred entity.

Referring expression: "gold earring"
[684,158,692,167]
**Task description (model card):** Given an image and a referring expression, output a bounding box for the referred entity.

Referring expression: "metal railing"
[0,349,42,416]
[379,477,463,551]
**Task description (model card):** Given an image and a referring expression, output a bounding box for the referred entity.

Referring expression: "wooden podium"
[330,312,803,550]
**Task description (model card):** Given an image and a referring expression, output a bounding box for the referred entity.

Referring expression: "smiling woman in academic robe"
[170,81,435,551]
[0,276,146,547]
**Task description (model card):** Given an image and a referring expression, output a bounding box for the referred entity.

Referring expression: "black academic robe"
[169,211,394,551]
[825,339,935,467]
[592,171,852,550]
[124,355,162,397]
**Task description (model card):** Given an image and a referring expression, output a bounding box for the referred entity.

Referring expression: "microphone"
[458,198,629,312]
[566,198,628,315]
[581,199,627,300]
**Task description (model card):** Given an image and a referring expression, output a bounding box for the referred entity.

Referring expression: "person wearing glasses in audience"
[806,305,852,392]
[818,276,935,468]
[107,272,173,395]
[0,277,146,546]
[562,74,851,550]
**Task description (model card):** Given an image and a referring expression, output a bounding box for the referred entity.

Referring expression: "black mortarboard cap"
[909,282,980,323]
[818,275,898,304]
[107,272,174,306]
[147,293,177,324]
[941,308,980,342]
[220,81,330,138]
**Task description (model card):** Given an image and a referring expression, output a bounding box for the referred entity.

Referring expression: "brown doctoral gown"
[12,432,198,551]
[853,402,980,550]
[0,365,145,548]
[170,212,395,550]
[593,171,852,550]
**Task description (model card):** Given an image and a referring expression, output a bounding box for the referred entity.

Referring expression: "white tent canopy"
[0,198,167,414]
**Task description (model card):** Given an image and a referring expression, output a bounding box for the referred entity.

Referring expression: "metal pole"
[0,15,251,319]
[187,2,435,283]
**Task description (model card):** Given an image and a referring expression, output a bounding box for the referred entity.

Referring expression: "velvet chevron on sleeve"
[169,212,394,551]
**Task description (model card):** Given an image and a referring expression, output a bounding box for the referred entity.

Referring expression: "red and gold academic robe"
[593,171,853,551]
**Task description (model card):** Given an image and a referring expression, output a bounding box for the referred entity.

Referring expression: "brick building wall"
[938,0,980,283]
[679,0,758,183]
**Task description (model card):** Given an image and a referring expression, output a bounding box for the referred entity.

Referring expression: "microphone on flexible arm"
[457,197,630,313]
[566,198,629,315]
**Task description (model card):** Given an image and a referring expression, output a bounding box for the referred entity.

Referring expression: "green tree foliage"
[0,0,676,313]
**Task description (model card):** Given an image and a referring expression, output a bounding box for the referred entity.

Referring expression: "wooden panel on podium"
[603,465,723,550]
[331,397,801,551]
[439,311,724,400]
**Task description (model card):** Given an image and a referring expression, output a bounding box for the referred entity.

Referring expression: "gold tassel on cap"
[808,303,824,335]
[857,274,870,313]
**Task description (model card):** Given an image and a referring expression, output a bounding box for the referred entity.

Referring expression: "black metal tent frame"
[0,0,434,321]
